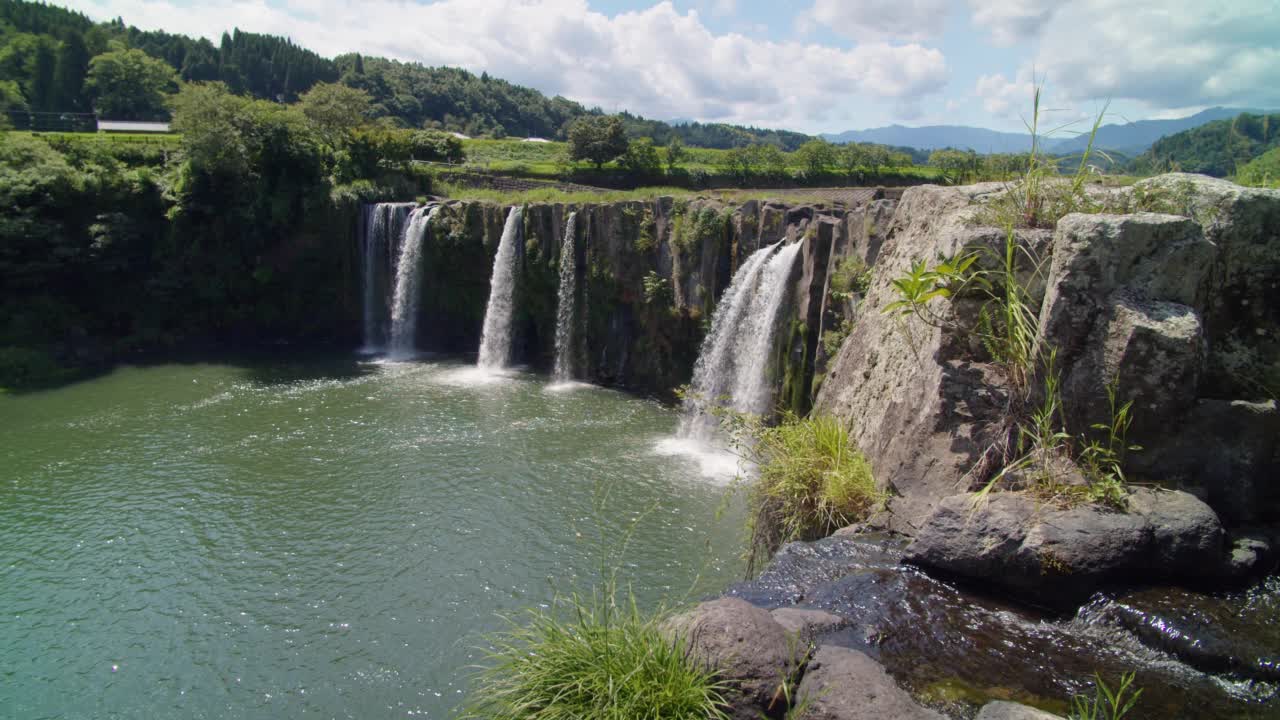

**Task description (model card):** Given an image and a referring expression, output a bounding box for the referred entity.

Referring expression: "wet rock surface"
[724,534,1279,720]
[796,645,946,720]
[902,490,1228,605]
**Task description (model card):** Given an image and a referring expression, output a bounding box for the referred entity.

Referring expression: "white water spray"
[388,205,439,359]
[678,240,802,439]
[552,212,579,382]
[361,203,416,353]
[477,206,523,369]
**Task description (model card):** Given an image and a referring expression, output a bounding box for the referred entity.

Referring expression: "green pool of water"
[0,355,745,719]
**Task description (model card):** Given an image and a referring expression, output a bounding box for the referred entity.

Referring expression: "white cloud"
[66,0,949,130]
[1033,0,1280,109]
[974,71,1035,116]
[805,0,950,42]
[967,0,1060,46]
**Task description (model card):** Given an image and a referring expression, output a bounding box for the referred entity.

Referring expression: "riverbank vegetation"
[464,589,729,720]
[722,412,887,573]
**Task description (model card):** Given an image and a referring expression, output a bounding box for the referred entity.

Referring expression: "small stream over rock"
[725,535,1279,719]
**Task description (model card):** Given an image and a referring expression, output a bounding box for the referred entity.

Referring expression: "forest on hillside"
[0,0,815,148]
[1135,112,1280,177]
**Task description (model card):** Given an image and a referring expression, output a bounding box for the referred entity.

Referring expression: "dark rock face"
[795,645,946,720]
[1134,398,1280,525]
[902,490,1228,605]
[405,195,892,400]
[662,597,795,720]
[724,534,1280,720]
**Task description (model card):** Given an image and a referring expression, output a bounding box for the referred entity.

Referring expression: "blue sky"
[67,0,1280,135]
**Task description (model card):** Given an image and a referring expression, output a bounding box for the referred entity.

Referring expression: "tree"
[838,143,866,178]
[85,48,178,119]
[748,143,788,179]
[928,148,979,184]
[567,115,628,169]
[408,129,464,163]
[297,81,371,144]
[0,80,28,118]
[620,137,662,177]
[864,145,890,174]
[168,81,250,175]
[721,145,756,180]
[30,39,56,111]
[665,136,687,173]
[796,139,836,176]
[52,31,90,111]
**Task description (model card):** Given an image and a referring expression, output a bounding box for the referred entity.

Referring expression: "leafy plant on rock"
[1069,672,1143,720]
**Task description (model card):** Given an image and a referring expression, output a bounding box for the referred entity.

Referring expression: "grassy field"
[459,138,943,181]
[433,181,893,206]
[9,130,181,145]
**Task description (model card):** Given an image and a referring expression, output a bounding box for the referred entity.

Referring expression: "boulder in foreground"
[903,488,1229,604]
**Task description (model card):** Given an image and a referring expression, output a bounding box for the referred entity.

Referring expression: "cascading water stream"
[552,212,579,382]
[678,240,801,440]
[387,205,439,360]
[360,202,416,353]
[477,206,523,369]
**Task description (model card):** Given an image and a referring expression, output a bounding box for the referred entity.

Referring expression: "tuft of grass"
[1069,672,1143,720]
[462,590,730,720]
[726,412,887,574]
[975,82,1111,229]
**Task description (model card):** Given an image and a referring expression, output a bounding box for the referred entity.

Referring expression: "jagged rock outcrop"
[812,184,1026,532]
[815,175,1280,532]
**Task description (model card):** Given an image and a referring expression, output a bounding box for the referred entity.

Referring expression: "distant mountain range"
[822,107,1269,156]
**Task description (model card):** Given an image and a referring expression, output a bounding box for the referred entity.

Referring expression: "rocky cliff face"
[396,193,896,402]
[814,174,1280,535]
[375,174,1277,532]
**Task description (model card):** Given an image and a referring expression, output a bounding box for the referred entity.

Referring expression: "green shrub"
[828,255,872,299]
[821,319,854,359]
[731,413,886,573]
[464,591,729,720]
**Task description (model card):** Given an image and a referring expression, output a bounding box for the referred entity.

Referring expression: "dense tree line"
[1136,113,1280,177]
[615,111,813,151]
[0,0,824,148]
[0,78,449,388]
[336,54,583,140]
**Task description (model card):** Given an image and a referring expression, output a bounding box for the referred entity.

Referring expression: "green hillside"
[1135,112,1280,177]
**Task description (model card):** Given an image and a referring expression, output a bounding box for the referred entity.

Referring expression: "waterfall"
[477,206,523,369]
[679,240,802,439]
[360,202,416,353]
[387,205,439,359]
[552,212,579,382]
